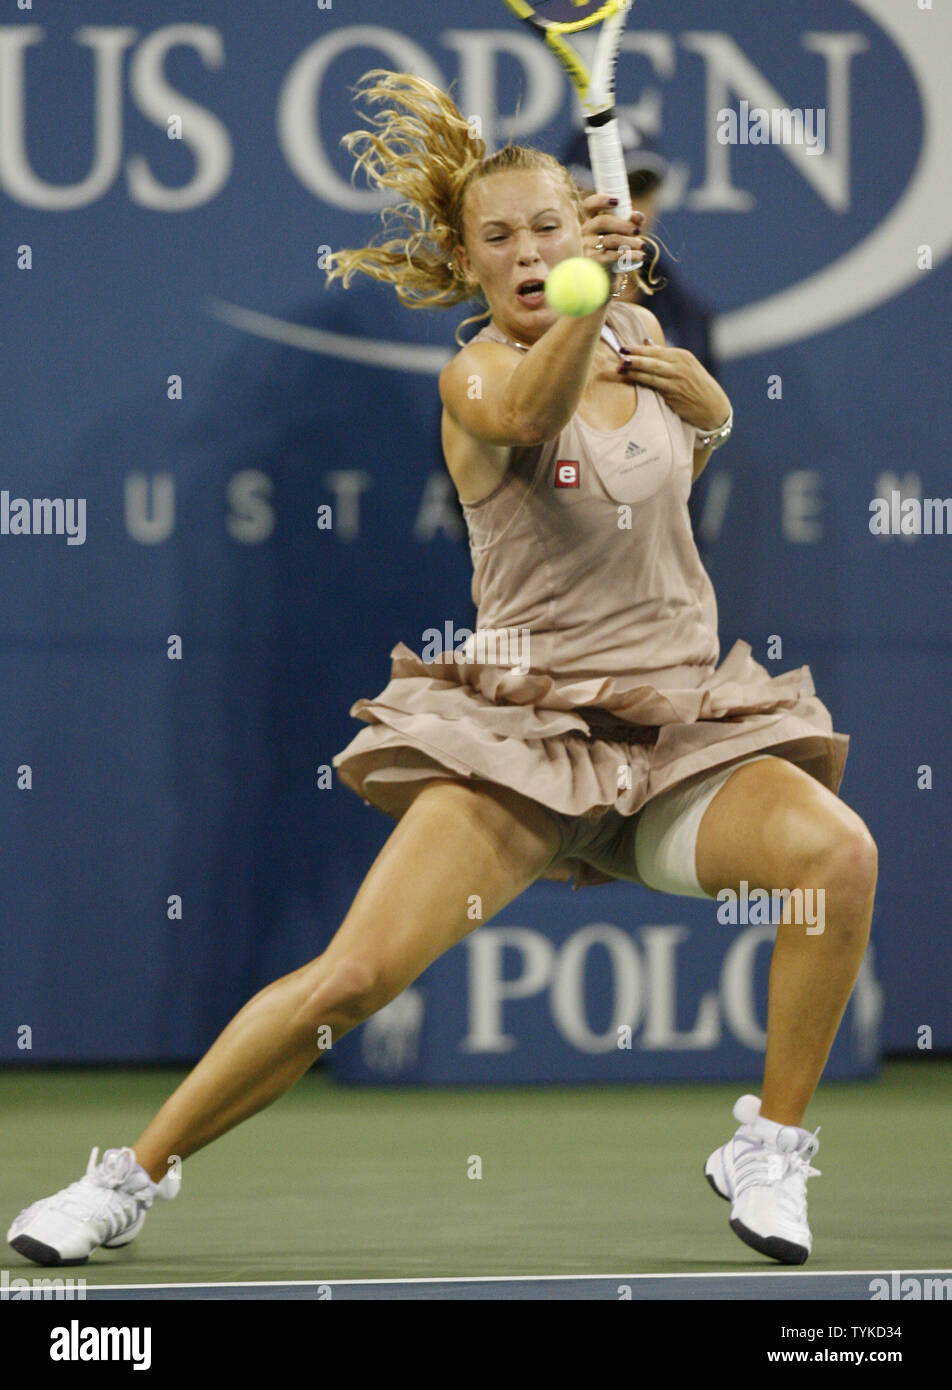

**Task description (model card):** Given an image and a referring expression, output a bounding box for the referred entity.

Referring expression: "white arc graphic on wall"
[209,1,950,368]
[715,0,952,357]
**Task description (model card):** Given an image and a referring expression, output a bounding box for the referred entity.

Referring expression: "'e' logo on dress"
[554,460,580,488]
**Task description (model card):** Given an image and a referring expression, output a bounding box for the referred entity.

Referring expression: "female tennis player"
[9,71,876,1270]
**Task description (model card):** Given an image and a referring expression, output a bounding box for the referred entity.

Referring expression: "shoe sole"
[102,1210,147,1249]
[9,1207,144,1265]
[704,1166,730,1202]
[729,1216,809,1266]
[9,1234,89,1267]
[704,1163,810,1265]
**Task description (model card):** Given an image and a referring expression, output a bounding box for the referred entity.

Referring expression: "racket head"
[503,1,627,36]
[501,0,635,217]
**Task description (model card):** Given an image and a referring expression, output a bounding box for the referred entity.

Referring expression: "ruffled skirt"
[332,638,849,881]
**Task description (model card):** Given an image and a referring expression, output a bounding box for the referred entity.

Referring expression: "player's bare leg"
[694,756,877,1127]
[130,780,562,1183]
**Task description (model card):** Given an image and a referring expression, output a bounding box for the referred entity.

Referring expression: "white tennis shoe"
[705,1094,821,1265]
[7,1146,180,1266]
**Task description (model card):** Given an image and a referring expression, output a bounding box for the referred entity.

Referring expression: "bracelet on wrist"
[695,407,733,451]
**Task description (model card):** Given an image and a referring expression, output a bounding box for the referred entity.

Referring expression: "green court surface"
[1,1060,949,1289]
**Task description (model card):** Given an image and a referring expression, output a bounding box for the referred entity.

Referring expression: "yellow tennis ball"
[544,257,611,317]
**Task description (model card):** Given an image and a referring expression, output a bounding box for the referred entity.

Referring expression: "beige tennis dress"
[333,301,849,887]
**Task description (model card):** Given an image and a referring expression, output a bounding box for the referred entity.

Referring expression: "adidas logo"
[624,441,647,460]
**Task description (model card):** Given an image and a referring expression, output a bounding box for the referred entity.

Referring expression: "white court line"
[81,1268,952,1292]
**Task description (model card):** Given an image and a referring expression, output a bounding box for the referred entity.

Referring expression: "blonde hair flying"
[325,70,663,342]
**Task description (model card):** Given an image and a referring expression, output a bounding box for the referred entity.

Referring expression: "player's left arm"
[620,306,732,483]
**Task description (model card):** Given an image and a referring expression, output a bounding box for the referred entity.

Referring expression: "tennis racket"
[499,0,634,216]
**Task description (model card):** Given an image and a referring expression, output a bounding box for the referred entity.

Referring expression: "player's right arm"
[439,310,609,500]
[440,311,608,448]
[439,193,644,497]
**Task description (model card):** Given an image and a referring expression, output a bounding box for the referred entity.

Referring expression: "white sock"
[752,1112,809,1152]
[751,1111,784,1142]
[129,1160,158,1191]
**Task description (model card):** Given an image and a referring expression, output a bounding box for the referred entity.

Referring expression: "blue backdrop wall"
[1,0,949,1070]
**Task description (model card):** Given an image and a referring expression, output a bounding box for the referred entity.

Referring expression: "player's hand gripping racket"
[499,0,634,217]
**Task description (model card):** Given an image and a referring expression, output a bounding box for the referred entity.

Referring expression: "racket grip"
[585,118,632,218]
